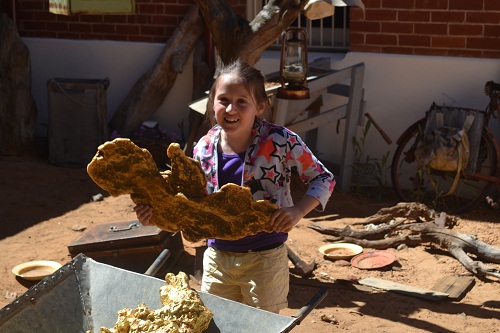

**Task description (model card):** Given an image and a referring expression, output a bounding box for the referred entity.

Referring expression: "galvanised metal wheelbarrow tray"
[0,254,327,333]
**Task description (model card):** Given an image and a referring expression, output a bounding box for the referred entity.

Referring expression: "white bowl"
[12,260,62,281]
[318,243,363,260]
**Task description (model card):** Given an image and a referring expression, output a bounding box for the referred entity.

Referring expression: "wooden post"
[339,63,365,192]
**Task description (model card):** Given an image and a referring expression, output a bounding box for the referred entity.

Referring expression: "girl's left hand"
[270,206,302,232]
[270,196,320,232]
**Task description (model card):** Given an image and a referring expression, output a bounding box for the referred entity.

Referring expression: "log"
[407,222,500,279]
[308,220,404,240]
[0,14,36,155]
[352,202,449,225]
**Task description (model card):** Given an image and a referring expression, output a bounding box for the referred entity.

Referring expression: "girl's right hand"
[133,204,154,226]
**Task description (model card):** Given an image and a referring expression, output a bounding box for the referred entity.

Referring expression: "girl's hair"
[205,60,270,127]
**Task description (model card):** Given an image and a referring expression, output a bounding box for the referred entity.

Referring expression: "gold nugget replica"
[100,272,213,333]
[87,138,277,242]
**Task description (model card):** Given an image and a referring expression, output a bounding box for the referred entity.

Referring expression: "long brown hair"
[204,60,270,128]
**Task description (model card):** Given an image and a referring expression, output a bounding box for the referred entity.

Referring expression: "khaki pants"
[201,245,289,313]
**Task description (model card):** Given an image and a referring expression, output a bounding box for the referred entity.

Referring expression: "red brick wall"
[350,0,500,59]
[5,0,246,43]
[3,0,499,59]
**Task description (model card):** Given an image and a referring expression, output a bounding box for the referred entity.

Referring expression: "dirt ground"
[1,144,499,333]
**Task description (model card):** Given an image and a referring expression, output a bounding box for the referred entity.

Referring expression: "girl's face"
[213,74,265,139]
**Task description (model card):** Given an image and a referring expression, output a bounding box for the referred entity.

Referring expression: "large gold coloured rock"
[87,138,276,242]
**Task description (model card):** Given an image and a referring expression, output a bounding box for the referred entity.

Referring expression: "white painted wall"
[24,38,500,181]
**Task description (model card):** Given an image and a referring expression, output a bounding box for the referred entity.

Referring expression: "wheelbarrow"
[0,253,327,332]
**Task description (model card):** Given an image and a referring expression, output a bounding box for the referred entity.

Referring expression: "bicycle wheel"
[391,119,498,214]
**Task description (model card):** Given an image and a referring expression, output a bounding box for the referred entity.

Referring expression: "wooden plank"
[286,105,347,134]
[358,277,449,301]
[431,276,475,300]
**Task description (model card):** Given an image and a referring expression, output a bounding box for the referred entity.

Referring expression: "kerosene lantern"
[276,28,310,100]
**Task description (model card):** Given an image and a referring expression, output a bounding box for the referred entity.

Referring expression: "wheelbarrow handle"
[291,287,328,324]
[145,248,171,276]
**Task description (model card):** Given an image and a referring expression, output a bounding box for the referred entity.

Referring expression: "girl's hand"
[270,206,303,232]
[270,196,321,232]
[133,204,154,226]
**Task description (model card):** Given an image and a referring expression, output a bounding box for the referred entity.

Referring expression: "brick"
[398,10,430,22]
[349,32,366,44]
[365,9,397,21]
[140,25,166,36]
[485,0,500,11]
[414,47,449,56]
[163,4,190,15]
[415,0,448,10]
[21,1,45,11]
[432,36,466,48]
[400,34,431,47]
[448,49,484,58]
[139,4,165,14]
[466,12,500,24]
[431,11,466,23]
[128,15,151,24]
[56,32,77,39]
[128,35,154,43]
[363,0,382,9]
[103,16,128,24]
[116,24,140,35]
[350,44,383,53]
[415,23,447,35]
[92,24,116,34]
[32,31,57,38]
[484,25,500,37]
[366,33,398,45]
[467,37,500,50]
[350,21,381,33]
[22,21,46,30]
[46,21,69,31]
[381,22,413,34]
[382,0,414,9]
[350,8,365,20]
[450,0,484,10]
[33,11,55,21]
[450,24,483,36]
[482,50,500,58]
[380,46,414,55]
[68,23,92,33]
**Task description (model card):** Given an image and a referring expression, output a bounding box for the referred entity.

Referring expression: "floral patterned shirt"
[193,118,335,210]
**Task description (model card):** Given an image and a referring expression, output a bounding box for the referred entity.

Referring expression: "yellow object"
[49,0,135,15]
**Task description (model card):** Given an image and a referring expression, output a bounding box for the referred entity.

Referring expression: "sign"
[49,0,135,15]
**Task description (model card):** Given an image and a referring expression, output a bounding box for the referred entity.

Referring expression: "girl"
[135,60,335,313]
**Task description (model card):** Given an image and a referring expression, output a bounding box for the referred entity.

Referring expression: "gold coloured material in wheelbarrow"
[0,254,327,333]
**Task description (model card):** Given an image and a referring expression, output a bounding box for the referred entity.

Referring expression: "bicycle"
[391,81,500,214]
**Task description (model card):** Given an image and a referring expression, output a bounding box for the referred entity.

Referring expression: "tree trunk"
[108,5,205,137]
[0,14,37,155]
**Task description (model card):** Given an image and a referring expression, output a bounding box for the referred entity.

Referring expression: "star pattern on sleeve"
[259,164,280,183]
[286,132,302,150]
